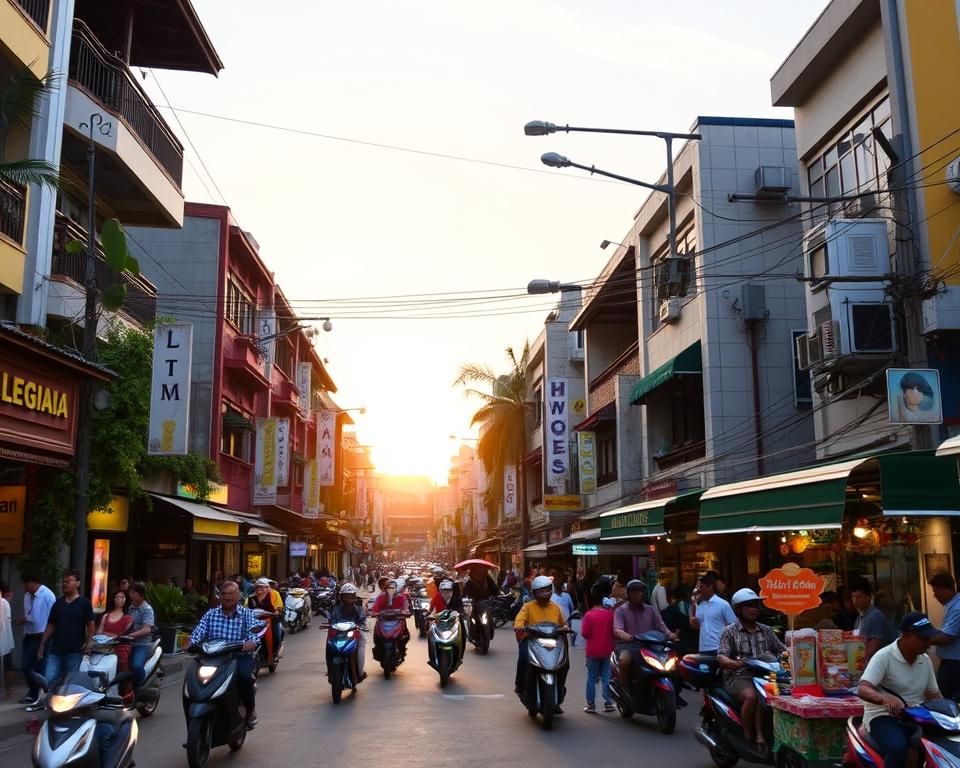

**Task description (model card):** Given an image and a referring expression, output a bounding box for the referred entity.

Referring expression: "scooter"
[681,653,784,767]
[250,609,283,675]
[491,592,520,628]
[426,609,465,688]
[80,634,164,718]
[282,587,312,633]
[412,589,431,638]
[372,608,409,679]
[609,630,679,734]
[517,622,570,732]
[327,620,365,703]
[846,697,960,768]
[463,597,494,655]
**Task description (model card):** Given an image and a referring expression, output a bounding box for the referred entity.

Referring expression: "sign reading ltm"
[545,378,568,490]
[148,323,193,455]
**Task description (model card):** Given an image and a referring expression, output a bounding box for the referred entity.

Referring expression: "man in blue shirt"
[689,572,736,653]
[190,581,264,728]
[18,570,56,707]
[929,572,960,698]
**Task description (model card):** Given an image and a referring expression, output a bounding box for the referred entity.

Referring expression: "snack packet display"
[788,628,818,686]
[817,629,865,690]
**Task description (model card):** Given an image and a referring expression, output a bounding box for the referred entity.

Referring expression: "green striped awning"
[937,435,960,458]
[600,491,703,539]
[698,452,960,534]
[630,341,702,405]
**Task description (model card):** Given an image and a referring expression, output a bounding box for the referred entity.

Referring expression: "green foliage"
[67,218,140,312]
[0,67,60,188]
[144,581,196,626]
[143,453,221,500]
[19,471,74,585]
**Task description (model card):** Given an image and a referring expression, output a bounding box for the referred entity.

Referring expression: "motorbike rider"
[328,583,367,681]
[717,588,787,750]
[613,580,677,689]
[426,568,445,600]
[189,580,264,729]
[514,575,568,713]
[463,565,498,602]
[127,582,156,683]
[246,578,283,662]
[370,579,411,658]
[429,580,463,614]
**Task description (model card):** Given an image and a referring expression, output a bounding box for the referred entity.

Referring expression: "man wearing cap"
[928,572,960,699]
[329,583,367,680]
[613,580,677,689]
[858,611,942,768]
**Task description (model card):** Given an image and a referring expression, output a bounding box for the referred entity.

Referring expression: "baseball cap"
[900,611,938,639]
[254,577,271,587]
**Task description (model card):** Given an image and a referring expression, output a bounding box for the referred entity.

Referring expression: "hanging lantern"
[853,518,871,539]
[789,533,809,554]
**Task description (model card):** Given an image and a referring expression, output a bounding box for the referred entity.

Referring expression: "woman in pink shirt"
[579,584,616,713]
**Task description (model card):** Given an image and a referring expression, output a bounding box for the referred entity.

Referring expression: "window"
[533,386,543,427]
[596,424,617,486]
[226,275,255,335]
[791,330,813,406]
[221,402,253,461]
[670,379,705,447]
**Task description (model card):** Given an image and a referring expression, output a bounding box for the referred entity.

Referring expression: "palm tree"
[454,342,531,552]
[0,67,59,188]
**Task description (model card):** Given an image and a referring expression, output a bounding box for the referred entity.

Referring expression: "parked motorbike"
[282,587,312,633]
[517,622,570,731]
[463,597,494,655]
[78,633,164,718]
[427,609,465,688]
[846,696,960,768]
[372,608,409,679]
[311,586,335,620]
[250,609,283,675]
[327,620,365,703]
[681,653,784,767]
[30,669,138,767]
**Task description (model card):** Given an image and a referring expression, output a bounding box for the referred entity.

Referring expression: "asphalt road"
[1,616,716,767]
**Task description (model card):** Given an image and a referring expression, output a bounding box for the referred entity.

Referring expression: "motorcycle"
[846,696,960,768]
[327,620,365,703]
[78,634,164,718]
[517,622,570,731]
[491,592,520,628]
[412,589,431,638]
[681,652,785,767]
[463,597,494,655]
[427,609,465,688]
[250,609,283,675]
[609,630,679,734]
[30,669,138,767]
[372,608,409,679]
[311,586,335,619]
[282,587,312,633]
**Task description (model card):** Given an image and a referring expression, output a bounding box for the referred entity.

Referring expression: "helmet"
[339,583,357,595]
[531,575,553,592]
[439,580,453,590]
[386,579,398,588]
[731,588,761,607]
[254,577,271,587]
[625,579,647,593]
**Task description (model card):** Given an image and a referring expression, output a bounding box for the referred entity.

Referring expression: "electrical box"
[740,284,767,321]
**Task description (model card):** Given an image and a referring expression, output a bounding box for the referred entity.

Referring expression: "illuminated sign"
[572,543,598,556]
[0,485,26,553]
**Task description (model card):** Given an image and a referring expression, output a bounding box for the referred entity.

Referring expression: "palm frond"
[0,68,58,134]
[452,362,497,388]
[0,159,60,189]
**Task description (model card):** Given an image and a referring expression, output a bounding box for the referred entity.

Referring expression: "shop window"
[226,274,255,335]
[651,377,706,470]
[533,385,542,427]
[596,424,617,486]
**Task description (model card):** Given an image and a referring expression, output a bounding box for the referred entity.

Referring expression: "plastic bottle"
[764,672,779,697]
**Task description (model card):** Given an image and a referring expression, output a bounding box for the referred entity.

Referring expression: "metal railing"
[68,20,184,185]
[0,179,26,245]
[50,216,158,326]
[14,0,49,31]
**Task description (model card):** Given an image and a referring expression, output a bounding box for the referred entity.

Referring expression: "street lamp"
[526,279,580,295]
[600,239,628,250]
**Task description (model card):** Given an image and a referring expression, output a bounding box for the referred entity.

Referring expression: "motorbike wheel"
[538,679,556,731]
[494,612,507,629]
[383,649,394,679]
[268,659,279,674]
[437,650,451,688]
[655,688,677,734]
[618,698,634,719]
[228,721,246,752]
[136,688,159,718]
[776,749,803,768]
[478,626,490,655]
[710,750,739,768]
[186,715,212,768]
[331,660,344,704]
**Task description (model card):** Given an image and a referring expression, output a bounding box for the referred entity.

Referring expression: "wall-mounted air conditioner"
[796,290,896,371]
[803,218,890,290]
[659,297,682,324]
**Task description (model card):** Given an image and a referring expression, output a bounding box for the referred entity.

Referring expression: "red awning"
[572,402,615,432]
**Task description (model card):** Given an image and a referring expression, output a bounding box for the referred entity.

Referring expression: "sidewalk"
[0,654,186,744]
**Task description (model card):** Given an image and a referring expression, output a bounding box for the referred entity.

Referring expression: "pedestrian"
[17,570,55,707]
[850,577,895,665]
[651,570,672,613]
[0,580,14,696]
[689,572,735,655]
[580,583,616,713]
[928,572,960,698]
[127,581,156,681]
[40,569,95,692]
[662,584,697,655]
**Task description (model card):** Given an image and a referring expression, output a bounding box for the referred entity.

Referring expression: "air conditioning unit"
[755,165,791,194]
[659,297,682,324]
[803,218,889,288]
[820,320,840,359]
[843,193,879,218]
[796,333,811,370]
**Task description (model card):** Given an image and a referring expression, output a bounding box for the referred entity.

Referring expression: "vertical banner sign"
[317,409,336,486]
[373,491,384,538]
[545,378,568,490]
[503,464,517,519]
[356,474,368,521]
[276,417,290,487]
[259,308,276,378]
[577,431,597,493]
[476,489,488,529]
[148,323,192,455]
[304,459,319,518]
[90,539,110,613]
[254,417,278,505]
[296,362,311,417]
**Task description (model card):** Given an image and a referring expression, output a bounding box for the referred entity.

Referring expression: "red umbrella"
[453,559,498,571]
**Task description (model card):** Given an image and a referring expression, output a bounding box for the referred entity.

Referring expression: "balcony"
[48,215,157,327]
[0,179,26,293]
[2,0,51,77]
[14,0,47,29]
[588,341,640,412]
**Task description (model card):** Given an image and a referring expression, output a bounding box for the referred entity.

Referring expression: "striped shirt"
[718,619,786,683]
[190,605,263,653]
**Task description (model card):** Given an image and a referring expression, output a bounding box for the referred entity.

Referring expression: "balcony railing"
[50,216,158,326]
[68,20,184,185]
[14,0,49,31]
[0,179,26,245]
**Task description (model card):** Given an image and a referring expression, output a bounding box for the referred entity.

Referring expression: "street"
[1,615,713,767]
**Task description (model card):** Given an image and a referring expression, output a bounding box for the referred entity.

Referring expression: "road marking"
[441,693,505,700]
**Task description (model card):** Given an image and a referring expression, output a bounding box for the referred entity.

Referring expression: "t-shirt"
[651,584,671,613]
[855,605,893,645]
[937,593,960,661]
[551,591,575,622]
[860,640,939,730]
[47,596,94,655]
[514,599,564,629]
[696,595,736,652]
[580,607,615,659]
[614,602,670,640]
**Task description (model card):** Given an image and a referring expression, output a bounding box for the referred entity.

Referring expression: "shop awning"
[547,528,600,549]
[467,536,502,557]
[573,403,615,432]
[223,410,254,431]
[246,526,286,545]
[698,452,960,534]
[522,544,548,558]
[600,491,703,539]
[630,341,702,405]
[149,493,249,538]
[524,446,543,464]
[937,435,960,458]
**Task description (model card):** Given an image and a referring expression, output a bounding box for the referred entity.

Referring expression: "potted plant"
[145,581,196,653]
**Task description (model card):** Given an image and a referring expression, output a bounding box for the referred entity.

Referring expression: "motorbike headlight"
[665,656,678,671]
[197,665,218,683]
[49,693,84,713]
[641,651,666,671]
[536,638,557,649]
[480,614,488,625]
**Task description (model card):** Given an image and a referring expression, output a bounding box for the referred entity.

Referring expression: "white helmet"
[339,583,357,595]
[254,577,271,587]
[731,588,761,607]
[531,575,553,591]
[439,580,453,590]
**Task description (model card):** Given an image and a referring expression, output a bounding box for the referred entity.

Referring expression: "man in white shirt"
[17,571,56,706]
[651,571,672,613]
[857,611,941,768]
[689,572,736,653]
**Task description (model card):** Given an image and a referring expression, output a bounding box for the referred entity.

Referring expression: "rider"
[514,574,568,713]
[426,568,445,600]
[127,582,156,682]
[189,580,264,728]
[430,580,463,614]
[717,588,787,749]
[370,578,411,658]
[463,565,498,602]
[328,583,367,681]
[857,611,941,768]
[613,580,677,689]
[246,578,283,662]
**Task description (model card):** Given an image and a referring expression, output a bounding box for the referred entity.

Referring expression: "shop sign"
[148,323,192,455]
[0,357,79,457]
[0,485,26,553]
[758,562,824,615]
[90,539,110,612]
[502,465,517,519]
[290,541,308,557]
[258,309,276,379]
[886,368,943,425]
[544,494,582,512]
[317,410,335,486]
[276,417,290,487]
[572,543,598,556]
[548,526,567,543]
[87,496,129,532]
[192,518,238,538]
[304,459,319,518]
[545,378,569,490]
[296,363,311,417]
[177,481,229,505]
[643,478,677,501]
[577,431,597,494]
[254,417,278,505]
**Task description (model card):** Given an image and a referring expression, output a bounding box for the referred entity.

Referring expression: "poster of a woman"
[887,368,943,425]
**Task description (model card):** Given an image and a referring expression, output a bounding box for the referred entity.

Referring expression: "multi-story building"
[376,475,435,556]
